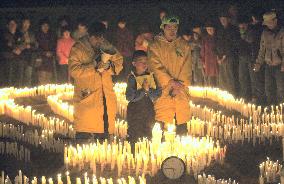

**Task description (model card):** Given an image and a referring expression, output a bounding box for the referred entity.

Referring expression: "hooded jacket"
[148,34,192,124]
[69,36,123,133]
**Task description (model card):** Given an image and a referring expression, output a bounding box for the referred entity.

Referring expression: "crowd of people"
[0,4,283,139]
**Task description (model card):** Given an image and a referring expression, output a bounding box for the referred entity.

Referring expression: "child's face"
[133,56,148,73]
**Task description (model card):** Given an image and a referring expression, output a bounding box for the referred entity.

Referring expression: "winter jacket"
[238,28,254,58]
[113,27,134,57]
[201,35,218,77]
[36,31,56,72]
[256,26,284,67]
[216,25,240,58]
[69,36,123,133]
[148,34,192,124]
[56,37,75,65]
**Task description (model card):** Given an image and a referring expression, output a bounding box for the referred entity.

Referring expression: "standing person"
[2,18,23,87]
[56,26,75,83]
[181,29,193,42]
[201,22,218,86]
[20,16,38,86]
[228,3,239,26]
[126,50,161,142]
[69,22,123,139]
[112,17,134,81]
[216,13,240,96]
[254,11,284,105]
[35,18,56,85]
[72,18,88,42]
[190,25,204,86]
[238,16,254,102]
[135,24,153,52]
[98,16,112,42]
[251,10,266,105]
[148,15,192,134]
[56,15,71,39]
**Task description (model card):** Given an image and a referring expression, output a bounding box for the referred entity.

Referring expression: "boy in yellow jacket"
[148,15,192,134]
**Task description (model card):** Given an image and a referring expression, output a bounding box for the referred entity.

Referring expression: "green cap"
[160,15,180,29]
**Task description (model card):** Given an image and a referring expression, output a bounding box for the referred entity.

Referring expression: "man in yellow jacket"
[148,15,192,133]
[69,22,123,139]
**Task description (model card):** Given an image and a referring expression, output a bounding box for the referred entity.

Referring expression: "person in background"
[20,16,38,86]
[35,18,56,85]
[56,15,71,39]
[201,22,218,86]
[135,24,153,52]
[181,28,193,42]
[251,9,266,105]
[56,26,75,83]
[216,12,240,96]
[238,16,254,102]
[2,17,23,87]
[228,3,239,26]
[69,22,123,140]
[112,16,134,81]
[98,16,112,42]
[72,17,88,42]
[148,15,192,134]
[254,11,284,105]
[190,24,204,86]
[126,50,161,142]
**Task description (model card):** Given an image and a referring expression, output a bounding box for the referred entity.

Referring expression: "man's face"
[41,23,49,33]
[192,27,201,35]
[266,18,278,30]
[118,22,126,29]
[133,56,148,73]
[8,20,17,33]
[89,35,104,48]
[206,27,215,36]
[228,5,238,17]
[22,19,31,31]
[163,24,178,42]
[219,17,229,28]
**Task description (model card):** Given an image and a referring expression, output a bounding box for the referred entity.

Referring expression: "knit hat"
[263,11,277,26]
[160,15,180,29]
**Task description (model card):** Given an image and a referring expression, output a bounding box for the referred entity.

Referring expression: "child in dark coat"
[126,50,161,142]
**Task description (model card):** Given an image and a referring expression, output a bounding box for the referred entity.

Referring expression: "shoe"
[176,123,188,135]
[75,132,93,139]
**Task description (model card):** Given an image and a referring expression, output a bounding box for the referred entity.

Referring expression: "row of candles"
[187,116,284,146]
[259,157,283,184]
[2,99,75,138]
[113,83,284,125]
[188,86,283,119]
[46,91,128,139]
[0,122,64,153]
[198,173,238,184]
[0,84,74,99]
[64,123,226,178]
[1,170,146,184]
[47,92,74,122]
[0,141,30,162]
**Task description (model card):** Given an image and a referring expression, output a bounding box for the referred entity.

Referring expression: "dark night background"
[0,0,283,36]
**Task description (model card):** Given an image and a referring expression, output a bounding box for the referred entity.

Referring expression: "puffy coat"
[148,34,192,124]
[69,36,123,133]
[256,27,284,67]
